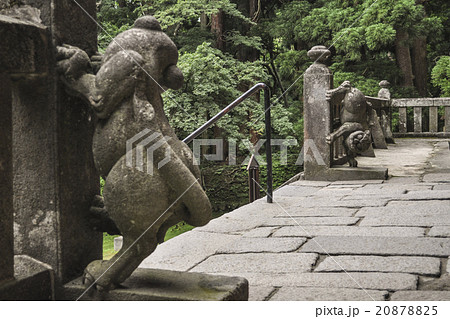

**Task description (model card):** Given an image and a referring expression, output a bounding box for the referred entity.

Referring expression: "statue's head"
[104,16,184,92]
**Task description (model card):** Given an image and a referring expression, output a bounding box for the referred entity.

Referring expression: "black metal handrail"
[182,83,273,204]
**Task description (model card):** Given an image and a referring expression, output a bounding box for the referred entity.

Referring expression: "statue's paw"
[56,44,91,80]
[89,195,121,235]
[348,158,358,168]
[83,260,116,292]
[326,134,334,144]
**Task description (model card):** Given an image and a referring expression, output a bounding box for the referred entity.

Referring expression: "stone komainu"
[57,16,212,291]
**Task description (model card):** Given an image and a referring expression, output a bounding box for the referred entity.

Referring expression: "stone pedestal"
[0,255,54,301]
[61,268,249,301]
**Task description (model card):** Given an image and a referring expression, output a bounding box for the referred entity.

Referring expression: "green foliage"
[431,56,450,97]
[162,42,279,142]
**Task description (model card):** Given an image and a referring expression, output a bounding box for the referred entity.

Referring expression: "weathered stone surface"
[274,185,321,197]
[351,186,407,195]
[400,190,450,200]
[290,181,331,187]
[6,1,102,284]
[216,237,306,254]
[428,227,450,237]
[357,200,450,217]
[315,256,440,276]
[0,74,13,283]
[139,232,240,271]
[215,272,417,290]
[303,45,332,180]
[385,176,421,184]
[423,173,450,183]
[194,215,265,233]
[242,227,278,238]
[331,180,384,185]
[359,215,449,227]
[263,217,359,227]
[191,253,318,274]
[391,291,450,301]
[272,226,425,238]
[294,197,389,208]
[434,184,450,190]
[270,287,388,301]
[249,286,275,301]
[63,268,248,301]
[281,207,358,217]
[0,15,50,74]
[0,255,54,301]
[300,236,450,257]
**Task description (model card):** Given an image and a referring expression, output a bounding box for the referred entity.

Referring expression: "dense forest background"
[97,0,450,239]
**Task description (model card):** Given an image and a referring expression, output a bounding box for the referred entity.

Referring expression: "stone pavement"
[139,139,450,301]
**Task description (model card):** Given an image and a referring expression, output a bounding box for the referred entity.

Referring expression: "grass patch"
[103,233,119,260]
[102,222,194,258]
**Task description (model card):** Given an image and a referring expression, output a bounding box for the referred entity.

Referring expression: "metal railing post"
[182,83,273,204]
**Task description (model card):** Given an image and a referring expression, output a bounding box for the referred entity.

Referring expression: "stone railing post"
[1,0,102,285]
[378,80,395,143]
[303,46,333,180]
[0,74,13,286]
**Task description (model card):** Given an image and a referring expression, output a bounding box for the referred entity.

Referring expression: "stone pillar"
[377,80,395,144]
[303,46,332,180]
[2,1,102,284]
[0,74,13,285]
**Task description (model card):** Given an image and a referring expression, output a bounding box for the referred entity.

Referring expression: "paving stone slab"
[242,227,278,238]
[274,186,321,197]
[359,214,450,227]
[331,180,385,185]
[423,173,450,183]
[391,291,450,301]
[272,226,425,238]
[193,215,266,234]
[139,232,240,271]
[385,177,421,184]
[300,236,450,257]
[249,286,275,301]
[270,287,388,301]
[314,188,356,197]
[294,198,389,208]
[280,207,358,217]
[357,200,450,216]
[263,217,359,227]
[191,253,318,274]
[290,181,331,187]
[400,190,450,200]
[434,184,450,190]
[315,256,440,276]
[216,237,307,254]
[215,272,417,290]
[277,207,357,217]
[350,187,407,196]
[428,226,450,237]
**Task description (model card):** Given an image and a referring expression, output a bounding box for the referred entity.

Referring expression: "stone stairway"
[139,139,450,301]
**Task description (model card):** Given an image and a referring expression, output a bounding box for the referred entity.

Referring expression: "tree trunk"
[395,29,414,87]
[211,10,225,50]
[200,12,207,30]
[412,37,428,96]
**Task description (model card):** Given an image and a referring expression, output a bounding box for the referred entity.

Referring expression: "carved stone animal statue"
[326,81,374,167]
[57,16,212,291]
